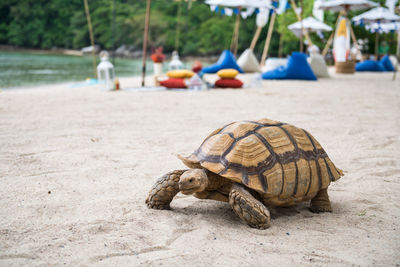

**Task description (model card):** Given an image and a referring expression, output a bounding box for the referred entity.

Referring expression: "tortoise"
[146,118,343,229]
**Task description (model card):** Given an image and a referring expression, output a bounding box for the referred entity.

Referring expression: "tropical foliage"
[0,0,398,56]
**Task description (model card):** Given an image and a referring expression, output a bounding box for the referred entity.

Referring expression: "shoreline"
[0,45,218,61]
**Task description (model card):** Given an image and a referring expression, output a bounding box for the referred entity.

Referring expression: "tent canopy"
[288,16,332,37]
[319,0,378,12]
[352,7,400,24]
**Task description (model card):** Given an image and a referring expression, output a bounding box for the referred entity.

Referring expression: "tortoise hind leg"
[146,170,187,210]
[310,188,332,213]
[229,184,271,229]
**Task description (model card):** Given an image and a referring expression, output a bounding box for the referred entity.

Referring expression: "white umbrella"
[366,22,400,33]
[288,16,332,37]
[352,7,400,23]
[319,0,378,12]
[353,7,400,59]
[205,0,272,8]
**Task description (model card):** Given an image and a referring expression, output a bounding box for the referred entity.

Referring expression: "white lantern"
[97,51,115,91]
[168,51,183,70]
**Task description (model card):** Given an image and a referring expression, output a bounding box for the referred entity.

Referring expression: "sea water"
[0,51,154,89]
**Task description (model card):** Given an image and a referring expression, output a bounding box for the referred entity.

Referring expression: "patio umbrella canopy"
[352,7,400,59]
[352,7,400,23]
[319,0,378,12]
[288,16,332,37]
[366,22,400,33]
[205,0,272,8]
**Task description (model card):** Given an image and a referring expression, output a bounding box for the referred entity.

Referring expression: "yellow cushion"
[167,70,195,79]
[217,69,239,79]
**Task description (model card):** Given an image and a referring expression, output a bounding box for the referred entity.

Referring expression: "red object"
[114,79,120,90]
[215,78,243,89]
[192,61,203,73]
[160,78,187,89]
[151,47,166,63]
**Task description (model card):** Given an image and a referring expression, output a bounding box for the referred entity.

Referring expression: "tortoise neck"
[205,170,228,190]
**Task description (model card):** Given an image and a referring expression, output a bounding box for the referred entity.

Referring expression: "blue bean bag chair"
[201,50,244,74]
[355,60,385,72]
[380,55,395,71]
[262,52,317,81]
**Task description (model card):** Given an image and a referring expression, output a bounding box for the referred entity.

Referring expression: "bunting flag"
[225,8,233,16]
[276,0,289,14]
[241,7,255,19]
[256,8,270,27]
[210,5,258,18]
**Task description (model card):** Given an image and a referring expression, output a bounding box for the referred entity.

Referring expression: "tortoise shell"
[180,118,343,198]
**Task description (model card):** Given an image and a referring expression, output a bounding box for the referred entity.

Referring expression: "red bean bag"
[160,78,187,89]
[215,78,243,89]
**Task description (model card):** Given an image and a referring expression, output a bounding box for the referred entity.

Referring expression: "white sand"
[1,72,400,266]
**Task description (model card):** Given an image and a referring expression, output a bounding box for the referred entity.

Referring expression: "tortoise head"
[179,169,209,195]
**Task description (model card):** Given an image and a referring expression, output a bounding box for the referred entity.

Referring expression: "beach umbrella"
[353,7,400,59]
[366,21,400,81]
[365,21,400,33]
[206,0,272,8]
[352,7,400,23]
[205,0,272,56]
[319,0,378,12]
[288,16,332,37]
[287,0,314,52]
[319,0,378,57]
[366,22,400,65]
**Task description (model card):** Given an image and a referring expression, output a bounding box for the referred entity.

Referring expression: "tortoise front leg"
[310,188,332,213]
[229,184,271,229]
[145,170,187,210]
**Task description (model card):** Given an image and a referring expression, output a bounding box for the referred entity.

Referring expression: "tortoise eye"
[189,178,194,183]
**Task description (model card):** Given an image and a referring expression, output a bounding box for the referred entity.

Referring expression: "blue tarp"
[201,50,244,74]
[262,52,317,81]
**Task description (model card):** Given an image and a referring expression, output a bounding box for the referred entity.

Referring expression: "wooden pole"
[250,26,262,51]
[289,0,312,48]
[322,32,334,56]
[375,31,379,60]
[299,0,304,52]
[141,0,151,87]
[393,33,400,81]
[230,7,242,57]
[397,31,400,56]
[83,0,97,79]
[175,0,182,52]
[260,11,276,66]
[322,12,343,57]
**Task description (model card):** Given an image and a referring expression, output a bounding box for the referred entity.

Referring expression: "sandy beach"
[1,71,400,266]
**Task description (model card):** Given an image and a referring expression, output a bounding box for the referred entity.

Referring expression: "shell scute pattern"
[187,119,342,196]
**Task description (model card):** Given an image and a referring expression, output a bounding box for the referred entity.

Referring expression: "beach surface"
[1,72,400,266]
